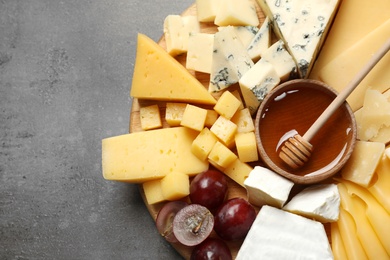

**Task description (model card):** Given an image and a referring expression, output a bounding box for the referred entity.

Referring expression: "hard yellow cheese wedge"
[130,33,216,105]
[102,127,209,183]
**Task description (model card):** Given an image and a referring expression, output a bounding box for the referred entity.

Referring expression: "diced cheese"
[161,171,190,201]
[223,158,253,187]
[214,0,259,27]
[247,17,271,61]
[318,19,390,111]
[143,179,165,205]
[204,109,219,127]
[236,205,333,260]
[180,104,207,132]
[130,34,216,105]
[230,89,244,110]
[231,108,255,133]
[196,0,221,22]
[244,166,294,208]
[102,127,209,182]
[235,132,258,163]
[186,33,214,74]
[257,0,340,78]
[208,141,237,168]
[213,90,242,119]
[209,26,254,92]
[210,115,237,147]
[140,104,162,131]
[283,184,340,223]
[165,102,187,127]
[239,59,280,115]
[341,140,385,187]
[191,127,218,161]
[218,26,259,48]
[163,15,200,56]
[261,40,297,82]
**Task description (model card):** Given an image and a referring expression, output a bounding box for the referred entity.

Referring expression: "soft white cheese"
[243,166,293,208]
[247,17,271,61]
[283,184,340,223]
[236,205,334,260]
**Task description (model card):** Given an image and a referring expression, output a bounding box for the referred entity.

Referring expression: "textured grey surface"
[0,0,193,259]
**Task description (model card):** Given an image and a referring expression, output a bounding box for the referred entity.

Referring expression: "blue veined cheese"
[247,17,271,61]
[209,26,254,92]
[283,184,340,223]
[236,205,334,260]
[238,59,280,115]
[261,39,297,81]
[218,26,259,48]
[256,0,341,78]
[215,0,259,27]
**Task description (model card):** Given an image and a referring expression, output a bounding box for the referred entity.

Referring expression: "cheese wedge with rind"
[130,33,216,105]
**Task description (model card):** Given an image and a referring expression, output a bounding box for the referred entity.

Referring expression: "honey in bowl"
[255,79,357,184]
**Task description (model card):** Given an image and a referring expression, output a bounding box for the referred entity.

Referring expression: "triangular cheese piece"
[257,0,340,78]
[130,33,216,105]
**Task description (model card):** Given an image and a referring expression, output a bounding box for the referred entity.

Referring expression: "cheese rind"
[102,127,209,182]
[130,34,216,105]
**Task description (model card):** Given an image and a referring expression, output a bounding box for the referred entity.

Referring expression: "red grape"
[173,204,214,246]
[156,201,188,243]
[190,237,232,260]
[190,169,228,210]
[214,198,256,241]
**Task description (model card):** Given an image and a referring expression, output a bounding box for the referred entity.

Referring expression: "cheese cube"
[218,26,259,48]
[191,127,218,161]
[341,140,385,187]
[247,17,271,61]
[161,171,190,201]
[283,184,340,223]
[230,89,244,110]
[210,115,238,147]
[213,91,242,119]
[235,132,258,162]
[215,0,259,26]
[208,141,237,168]
[204,109,219,127]
[186,33,214,74]
[180,104,208,131]
[239,59,280,115]
[163,15,200,56]
[223,158,253,187]
[165,102,187,127]
[231,108,255,133]
[244,166,294,208]
[196,0,221,22]
[140,104,162,130]
[143,179,165,205]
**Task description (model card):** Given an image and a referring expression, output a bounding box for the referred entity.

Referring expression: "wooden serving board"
[129,2,330,259]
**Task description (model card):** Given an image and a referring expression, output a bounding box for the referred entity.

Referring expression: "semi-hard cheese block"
[130,33,216,105]
[231,108,255,133]
[318,19,390,111]
[140,104,162,130]
[236,205,333,260]
[191,127,218,161]
[196,0,221,22]
[213,90,242,120]
[161,171,190,201]
[102,127,209,183]
[235,132,258,163]
[214,0,259,27]
[223,158,253,187]
[283,184,340,223]
[180,104,207,132]
[165,102,187,127]
[143,179,165,205]
[257,0,340,78]
[186,33,214,74]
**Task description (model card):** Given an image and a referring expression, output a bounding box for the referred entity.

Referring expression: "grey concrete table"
[1,0,193,259]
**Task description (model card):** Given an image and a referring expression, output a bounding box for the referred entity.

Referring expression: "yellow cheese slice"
[338,183,388,259]
[368,153,390,214]
[318,18,390,111]
[310,0,390,79]
[331,222,348,260]
[102,127,209,183]
[130,33,216,105]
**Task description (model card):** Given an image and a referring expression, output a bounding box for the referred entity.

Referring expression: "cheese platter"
[102,0,390,258]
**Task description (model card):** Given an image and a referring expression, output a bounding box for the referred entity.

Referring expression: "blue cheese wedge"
[209,26,254,92]
[236,206,334,260]
[247,17,271,61]
[243,166,293,208]
[256,0,340,78]
[239,59,280,115]
[283,184,340,223]
[218,26,259,48]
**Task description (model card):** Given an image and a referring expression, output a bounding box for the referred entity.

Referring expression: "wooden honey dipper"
[279,38,390,169]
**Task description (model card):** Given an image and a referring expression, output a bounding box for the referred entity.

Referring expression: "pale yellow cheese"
[386,147,390,159]
[143,179,165,205]
[231,108,255,133]
[191,127,218,161]
[213,90,242,120]
[223,158,253,187]
[140,104,162,130]
[208,141,237,168]
[196,0,221,22]
[210,115,238,147]
[368,153,390,214]
[331,222,348,260]
[180,104,208,131]
[341,140,385,187]
[204,109,219,127]
[235,132,258,163]
[102,127,209,182]
[318,18,390,111]
[186,33,214,74]
[161,171,190,201]
[130,34,216,105]
[214,0,259,27]
[165,102,187,127]
[230,90,245,110]
[338,183,388,259]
